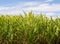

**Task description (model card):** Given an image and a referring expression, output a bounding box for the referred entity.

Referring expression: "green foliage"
[0,12,60,44]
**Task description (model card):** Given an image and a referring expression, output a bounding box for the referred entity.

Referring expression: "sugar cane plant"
[0,12,60,44]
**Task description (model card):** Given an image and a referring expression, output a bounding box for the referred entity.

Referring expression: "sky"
[0,0,60,17]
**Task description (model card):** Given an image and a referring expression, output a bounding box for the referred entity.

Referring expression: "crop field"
[0,12,60,44]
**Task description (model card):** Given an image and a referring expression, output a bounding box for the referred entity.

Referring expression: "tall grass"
[0,12,60,44]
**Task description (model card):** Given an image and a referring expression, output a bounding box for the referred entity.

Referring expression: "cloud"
[0,1,60,17]
[0,2,39,15]
[0,7,9,10]
[22,3,60,12]
[45,0,53,2]
[45,12,60,19]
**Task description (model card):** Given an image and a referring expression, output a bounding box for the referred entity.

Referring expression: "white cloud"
[22,3,60,12]
[0,2,39,15]
[45,0,53,2]
[23,2,39,6]
[0,7,9,10]
[46,12,56,18]
[45,12,60,19]
[0,1,60,17]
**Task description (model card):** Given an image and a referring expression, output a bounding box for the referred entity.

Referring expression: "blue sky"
[0,0,60,17]
[0,0,60,6]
